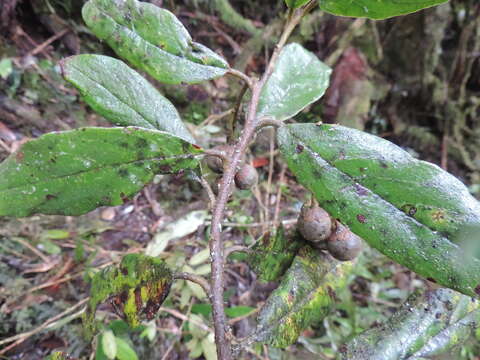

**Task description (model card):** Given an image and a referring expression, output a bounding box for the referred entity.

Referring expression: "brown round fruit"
[205,145,231,174]
[297,205,333,244]
[234,164,258,190]
[326,222,363,261]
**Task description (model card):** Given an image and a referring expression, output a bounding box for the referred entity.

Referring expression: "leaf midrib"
[0,154,196,192]
[94,5,224,70]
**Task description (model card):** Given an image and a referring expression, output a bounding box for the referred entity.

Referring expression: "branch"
[174,272,212,298]
[227,69,253,89]
[208,4,314,359]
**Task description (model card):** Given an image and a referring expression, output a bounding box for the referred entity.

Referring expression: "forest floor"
[0,0,479,359]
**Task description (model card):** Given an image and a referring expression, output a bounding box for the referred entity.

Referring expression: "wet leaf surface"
[0,127,202,217]
[344,288,480,360]
[257,43,331,121]
[61,55,194,143]
[82,0,228,84]
[278,124,480,297]
[289,124,480,241]
[318,0,448,20]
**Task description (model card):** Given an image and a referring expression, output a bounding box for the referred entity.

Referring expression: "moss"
[83,254,172,339]
[255,246,354,348]
[248,226,304,282]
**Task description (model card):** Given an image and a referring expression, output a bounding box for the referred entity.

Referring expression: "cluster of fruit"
[206,145,259,191]
[298,204,363,261]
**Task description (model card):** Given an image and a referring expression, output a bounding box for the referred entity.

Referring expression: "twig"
[224,245,251,260]
[228,83,249,143]
[273,165,287,226]
[201,177,217,210]
[0,298,88,355]
[199,108,234,127]
[0,138,11,153]
[160,303,193,360]
[224,218,297,228]
[263,127,276,230]
[208,3,314,358]
[174,272,212,298]
[26,28,70,57]
[160,307,213,333]
[228,307,259,325]
[227,69,253,89]
[255,117,283,130]
[11,236,50,263]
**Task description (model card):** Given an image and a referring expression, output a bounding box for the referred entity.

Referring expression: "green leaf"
[61,55,194,143]
[247,225,304,282]
[285,0,310,9]
[201,336,217,360]
[225,306,256,318]
[277,124,480,297]
[318,0,448,20]
[253,246,353,348]
[45,352,74,360]
[289,124,480,242]
[0,58,13,79]
[257,43,331,121]
[344,289,480,360]
[0,127,201,217]
[191,303,213,317]
[82,0,228,84]
[84,254,173,339]
[102,330,117,359]
[115,337,138,360]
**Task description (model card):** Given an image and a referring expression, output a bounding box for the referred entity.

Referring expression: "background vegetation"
[0,0,479,359]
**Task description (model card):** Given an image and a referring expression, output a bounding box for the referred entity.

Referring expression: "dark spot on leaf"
[136,138,148,148]
[408,207,417,216]
[156,164,172,173]
[354,184,368,196]
[120,192,130,204]
[134,287,142,311]
[181,142,192,153]
[50,157,57,163]
[338,150,346,160]
[356,214,366,223]
[120,142,129,148]
[15,151,24,162]
[359,167,366,172]
[426,277,436,283]
[118,168,129,177]
[46,194,57,201]
[475,284,480,296]
[435,312,441,319]
[192,144,201,150]
[295,144,304,153]
[121,267,128,275]
[379,160,388,168]
[101,196,111,204]
[111,295,124,317]
[326,286,337,300]
[81,128,87,132]
[119,290,128,303]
